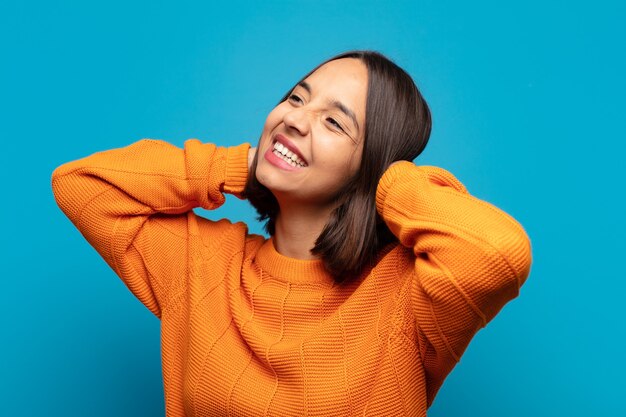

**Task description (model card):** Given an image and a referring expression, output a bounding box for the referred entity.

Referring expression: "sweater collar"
[255,237,335,286]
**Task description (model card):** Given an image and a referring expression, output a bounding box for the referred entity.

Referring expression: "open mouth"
[271,139,308,168]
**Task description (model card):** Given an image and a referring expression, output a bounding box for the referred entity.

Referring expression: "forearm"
[377,161,532,330]
[376,161,532,397]
[51,138,250,223]
[51,138,250,271]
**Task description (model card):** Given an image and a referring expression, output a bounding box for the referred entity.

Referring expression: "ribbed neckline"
[255,237,335,285]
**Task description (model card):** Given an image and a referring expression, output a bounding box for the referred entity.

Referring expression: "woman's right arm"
[51,138,251,317]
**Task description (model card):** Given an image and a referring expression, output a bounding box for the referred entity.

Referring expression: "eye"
[288,94,303,104]
[326,117,345,132]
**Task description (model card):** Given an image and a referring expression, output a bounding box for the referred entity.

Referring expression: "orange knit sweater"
[51,138,532,416]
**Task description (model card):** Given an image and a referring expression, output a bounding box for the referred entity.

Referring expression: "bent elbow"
[51,160,95,223]
[494,219,533,291]
[51,163,75,216]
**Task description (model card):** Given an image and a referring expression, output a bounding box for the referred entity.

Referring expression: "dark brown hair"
[244,50,431,282]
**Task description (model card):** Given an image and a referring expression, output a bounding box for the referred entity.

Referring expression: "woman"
[51,50,532,416]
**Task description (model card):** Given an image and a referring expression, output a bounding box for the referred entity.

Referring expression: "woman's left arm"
[376,161,532,402]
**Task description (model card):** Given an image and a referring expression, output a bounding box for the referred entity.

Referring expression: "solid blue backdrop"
[1,0,624,416]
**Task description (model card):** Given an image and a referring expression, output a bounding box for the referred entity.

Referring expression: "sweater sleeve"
[375,161,532,404]
[51,138,251,318]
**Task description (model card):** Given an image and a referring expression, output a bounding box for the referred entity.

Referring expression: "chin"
[255,166,285,193]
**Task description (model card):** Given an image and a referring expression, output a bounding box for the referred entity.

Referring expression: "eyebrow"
[298,81,360,132]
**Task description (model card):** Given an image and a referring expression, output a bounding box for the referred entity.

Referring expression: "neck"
[272,201,335,260]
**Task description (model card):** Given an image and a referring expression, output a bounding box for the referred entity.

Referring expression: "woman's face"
[255,58,367,207]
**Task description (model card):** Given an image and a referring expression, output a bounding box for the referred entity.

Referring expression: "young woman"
[52,50,532,416]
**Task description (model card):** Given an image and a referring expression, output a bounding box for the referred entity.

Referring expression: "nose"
[282,105,311,137]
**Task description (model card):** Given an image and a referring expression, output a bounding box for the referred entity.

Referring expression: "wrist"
[376,161,414,217]
[248,147,257,172]
[224,143,252,196]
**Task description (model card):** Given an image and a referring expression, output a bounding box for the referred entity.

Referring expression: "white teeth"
[272,141,307,167]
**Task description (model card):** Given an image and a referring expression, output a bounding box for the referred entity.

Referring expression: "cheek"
[317,144,362,174]
[350,151,363,174]
[262,105,286,134]
[254,163,272,190]
[258,109,283,152]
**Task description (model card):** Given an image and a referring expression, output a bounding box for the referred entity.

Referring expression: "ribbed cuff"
[375,161,414,217]
[224,143,251,196]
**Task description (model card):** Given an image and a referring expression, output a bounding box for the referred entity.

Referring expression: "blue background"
[2,0,624,415]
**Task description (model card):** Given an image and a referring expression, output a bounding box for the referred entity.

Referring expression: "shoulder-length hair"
[243,50,431,283]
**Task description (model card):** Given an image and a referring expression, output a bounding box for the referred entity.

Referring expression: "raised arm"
[375,161,532,404]
[51,138,251,317]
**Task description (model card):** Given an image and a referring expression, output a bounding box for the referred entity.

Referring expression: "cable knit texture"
[51,138,532,416]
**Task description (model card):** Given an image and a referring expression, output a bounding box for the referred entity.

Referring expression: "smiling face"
[255,58,368,207]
